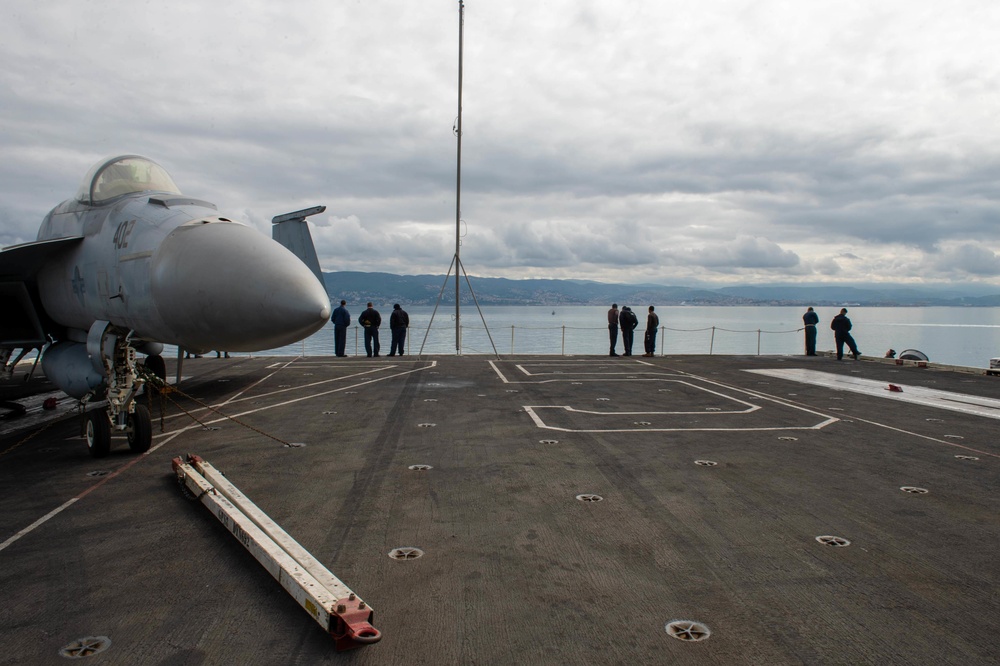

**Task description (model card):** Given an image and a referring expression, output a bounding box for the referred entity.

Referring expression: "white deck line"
[745,368,1000,420]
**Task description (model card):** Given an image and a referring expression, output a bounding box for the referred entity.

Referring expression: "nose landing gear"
[83,322,152,458]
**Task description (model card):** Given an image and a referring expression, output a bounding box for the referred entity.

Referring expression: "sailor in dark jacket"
[358,302,382,357]
[643,305,660,357]
[618,306,639,356]
[388,303,409,356]
[607,304,620,356]
[830,308,861,360]
[802,306,819,356]
[331,300,351,357]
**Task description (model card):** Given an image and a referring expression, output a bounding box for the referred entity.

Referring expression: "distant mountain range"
[322,271,1000,307]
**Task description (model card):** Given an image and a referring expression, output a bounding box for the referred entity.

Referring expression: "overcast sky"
[2,1,999,287]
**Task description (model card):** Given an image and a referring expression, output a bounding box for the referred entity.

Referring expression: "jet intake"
[41,341,105,399]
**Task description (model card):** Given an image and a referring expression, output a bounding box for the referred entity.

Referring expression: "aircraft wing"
[0,236,83,280]
[0,236,82,347]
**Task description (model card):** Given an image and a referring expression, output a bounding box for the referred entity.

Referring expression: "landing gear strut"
[84,321,152,458]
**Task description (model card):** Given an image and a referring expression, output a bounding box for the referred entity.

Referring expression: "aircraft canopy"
[75,155,182,204]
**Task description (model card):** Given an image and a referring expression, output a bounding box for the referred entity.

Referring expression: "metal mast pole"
[455,0,464,354]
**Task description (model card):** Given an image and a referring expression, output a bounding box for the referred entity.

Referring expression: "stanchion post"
[710,326,716,355]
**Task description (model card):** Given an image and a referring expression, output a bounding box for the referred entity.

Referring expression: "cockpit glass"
[78,156,182,203]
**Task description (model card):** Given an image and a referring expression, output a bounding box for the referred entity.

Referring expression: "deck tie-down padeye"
[172,454,381,650]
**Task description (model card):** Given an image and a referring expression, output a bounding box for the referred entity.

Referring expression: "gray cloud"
[931,243,1000,276]
[666,236,801,270]
[2,1,1000,289]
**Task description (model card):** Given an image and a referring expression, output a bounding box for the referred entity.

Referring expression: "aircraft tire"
[86,412,112,458]
[127,404,153,453]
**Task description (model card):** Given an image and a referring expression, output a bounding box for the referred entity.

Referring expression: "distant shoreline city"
[322,271,1000,308]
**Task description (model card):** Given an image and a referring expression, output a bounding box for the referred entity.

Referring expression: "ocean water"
[250,305,1000,369]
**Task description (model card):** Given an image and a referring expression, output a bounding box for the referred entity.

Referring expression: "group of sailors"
[803,306,861,360]
[331,301,409,358]
[607,304,660,357]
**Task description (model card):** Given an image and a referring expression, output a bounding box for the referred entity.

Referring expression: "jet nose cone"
[151,220,330,351]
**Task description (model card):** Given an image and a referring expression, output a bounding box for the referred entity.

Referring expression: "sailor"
[607,304,620,356]
[643,305,659,357]
[358,302,382,357]
[388,303,409,356]
[619,306,638,356]
[332,300,351,357]
[830,308,861,360]
[802,306,819,356]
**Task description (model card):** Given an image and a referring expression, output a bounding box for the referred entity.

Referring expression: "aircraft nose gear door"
[84,320,152,458]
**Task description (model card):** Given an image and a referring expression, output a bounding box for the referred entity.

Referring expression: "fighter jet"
[0,155,332,457]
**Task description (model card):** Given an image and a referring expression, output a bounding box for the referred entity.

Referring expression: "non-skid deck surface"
[1,354,997,665]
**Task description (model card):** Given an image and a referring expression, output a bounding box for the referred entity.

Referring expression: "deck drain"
[955,455,979,461]
[345,391,357,395]
[217,379,229,383]
[86,470,110,477]
[427,383,441,387]
[322,411,337,415]
[576,494,603,502]
[423,399,438,402]
[389,547,424,560]
[778,436,798,441]
[828,407,843,411]
[925,418,944,423]
[283,442,307,448]
[900,486,928,494]
[303,373,314,376]
[816,535,851,547]
[506,390,519,393]
[634,421,652,426]
[571,382,583,385]
[943,435,963,439]
[665,620,711,642]
[627,376,637,379]
[705,407,721,412]
[658,388,672,392]
[539,439,559,444]
[694,460,718,467]
[202,426,221,431]
[59,636,111,658]
[408,464,433,471]
[596,398,610,401]
[278,384,291,388]
[417,423,436,428]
